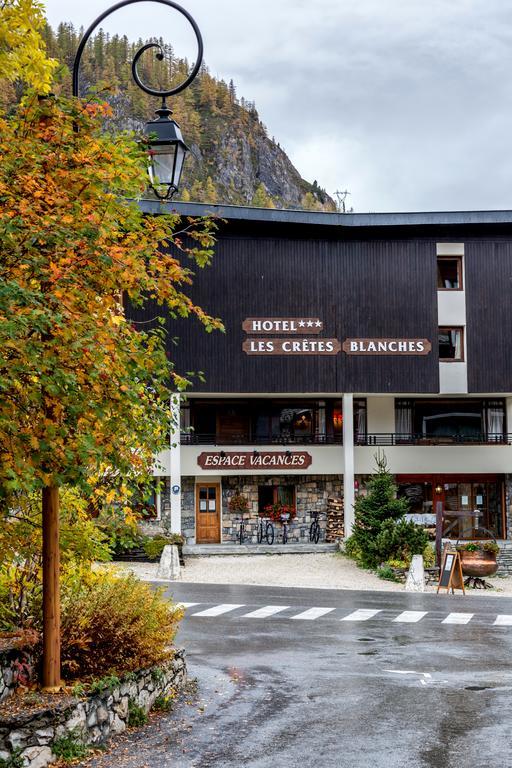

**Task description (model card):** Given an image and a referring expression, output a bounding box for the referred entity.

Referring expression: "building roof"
[139,200,512,229]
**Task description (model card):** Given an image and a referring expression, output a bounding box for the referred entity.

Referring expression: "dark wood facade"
[129,204,512,394]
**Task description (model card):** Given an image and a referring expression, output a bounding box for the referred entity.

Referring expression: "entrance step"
[183,543,338,557]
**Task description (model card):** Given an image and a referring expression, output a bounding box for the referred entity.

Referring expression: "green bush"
[143,534,184,561]
[375,518,428,566]
[0,748,24,768]
[128,701,148,727]
[95,507,144,555]
[52,730,88,762]
[152,692,176,712]
[376,565,399,582]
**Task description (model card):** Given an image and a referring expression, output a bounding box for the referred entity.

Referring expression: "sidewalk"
[110,552,512,595]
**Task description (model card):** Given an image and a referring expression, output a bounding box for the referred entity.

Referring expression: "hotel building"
[134,202,512,546]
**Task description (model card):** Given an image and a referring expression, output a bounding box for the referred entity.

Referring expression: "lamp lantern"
[145,101,189,200]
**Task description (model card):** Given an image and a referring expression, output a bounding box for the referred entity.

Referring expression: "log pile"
[325,496,344,541]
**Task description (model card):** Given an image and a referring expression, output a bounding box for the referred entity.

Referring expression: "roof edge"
[138,199,512,228]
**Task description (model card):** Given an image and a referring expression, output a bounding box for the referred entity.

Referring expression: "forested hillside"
[36,23,335,210]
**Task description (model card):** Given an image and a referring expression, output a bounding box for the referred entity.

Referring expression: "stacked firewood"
[325,496,344,541]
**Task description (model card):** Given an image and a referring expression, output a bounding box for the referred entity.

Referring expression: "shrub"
[0,748,24,768]
[375,518,428,565]
[143,534,184,561]
[152,692,176,712]
[376,565,399,582]
[52,730,88,762]
[128,701,148,727]
[95,507,144,555]
[58,570,183,680]
[0,489,110,631]
[423,544,436,567]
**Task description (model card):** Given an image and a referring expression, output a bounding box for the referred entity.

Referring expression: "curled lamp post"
[72,0,203,199]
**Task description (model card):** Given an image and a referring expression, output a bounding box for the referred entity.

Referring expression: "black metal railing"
[356,433,511,446]
[180,432,343,446]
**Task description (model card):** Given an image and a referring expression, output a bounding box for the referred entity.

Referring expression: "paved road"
[81,584,512,768]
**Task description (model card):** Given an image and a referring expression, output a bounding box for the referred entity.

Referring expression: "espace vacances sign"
[242,318,431,356]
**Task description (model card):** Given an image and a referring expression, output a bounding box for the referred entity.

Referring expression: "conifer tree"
[348,451,410,567]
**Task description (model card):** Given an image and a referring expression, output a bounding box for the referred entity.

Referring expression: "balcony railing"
[357,433,511,446]
[181,432,343,446]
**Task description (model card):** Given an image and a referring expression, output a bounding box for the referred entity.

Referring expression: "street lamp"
[72,0,203,200]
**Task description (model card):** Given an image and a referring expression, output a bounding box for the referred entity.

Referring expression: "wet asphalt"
[80,583,512,768]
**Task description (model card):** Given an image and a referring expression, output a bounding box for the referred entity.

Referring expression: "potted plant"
[456,541,500,578]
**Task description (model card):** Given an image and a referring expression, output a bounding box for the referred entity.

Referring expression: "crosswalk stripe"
[243,605,290,618]
[291,607,336,621]
[341,609,381,622]
[393,611,427,623]
[192,603,244,617]
[175,602,199,610]
[442,612,474,625]
[494,614,512,626]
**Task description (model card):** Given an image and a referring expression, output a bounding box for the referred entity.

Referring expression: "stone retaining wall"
[0,647,35,703]
[0,650,186,768]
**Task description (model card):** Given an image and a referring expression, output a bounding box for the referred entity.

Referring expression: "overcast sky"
[43,0,512,212]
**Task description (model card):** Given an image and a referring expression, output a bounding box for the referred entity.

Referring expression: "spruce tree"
[348,451,410,568]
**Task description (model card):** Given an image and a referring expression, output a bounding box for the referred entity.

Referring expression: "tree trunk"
[42,485,61,690]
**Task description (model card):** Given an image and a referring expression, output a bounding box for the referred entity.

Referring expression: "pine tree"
[347,451,410,568]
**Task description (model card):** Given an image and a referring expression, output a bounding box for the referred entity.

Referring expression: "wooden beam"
[42,485,61,690]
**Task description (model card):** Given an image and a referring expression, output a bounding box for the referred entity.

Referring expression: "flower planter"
[459,549,498,578]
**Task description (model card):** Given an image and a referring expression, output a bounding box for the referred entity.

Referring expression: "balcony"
[357,433,511,446]
[180,432,343,446]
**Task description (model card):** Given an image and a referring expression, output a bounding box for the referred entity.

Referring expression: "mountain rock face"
[41,23,336,211]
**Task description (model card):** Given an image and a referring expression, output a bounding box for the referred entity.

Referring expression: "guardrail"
[180,433,344,445]
[356,433,511,446]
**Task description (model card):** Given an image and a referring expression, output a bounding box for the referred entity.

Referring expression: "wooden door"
[196,483,221,543]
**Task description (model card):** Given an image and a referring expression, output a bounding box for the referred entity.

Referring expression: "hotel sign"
[242,318,431,357]
[242,318,323,334]
[342,338,432,355]
[243,338,341,355]
[197,451,313,469]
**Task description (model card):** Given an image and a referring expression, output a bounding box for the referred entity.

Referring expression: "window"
[258,485,295,514]
[437,257,462,290]
[439,327,463,361]
[394,398,506,442]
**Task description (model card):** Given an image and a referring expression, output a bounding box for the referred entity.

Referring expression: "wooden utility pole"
[42,485,61,690]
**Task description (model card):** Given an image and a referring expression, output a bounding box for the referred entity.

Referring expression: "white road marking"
[175,602,199,609]
[291,607,336,621]
[442,612,474,625]
[393,611,427,623]
[384,670,432,679]
[341,609,381,622]
[494,614,512,626]
[243,605,290,618]
[192,604,245,617]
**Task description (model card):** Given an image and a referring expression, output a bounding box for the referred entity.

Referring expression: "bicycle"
[236,516,248,545]
[280,514,290,544]
[309,511,323,544]
[257,516,275,545]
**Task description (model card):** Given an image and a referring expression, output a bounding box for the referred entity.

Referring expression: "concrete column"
[169,393,181,534]
[343,393,355,536]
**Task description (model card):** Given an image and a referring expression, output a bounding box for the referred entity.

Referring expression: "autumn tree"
[0,95,222,686]
[0,0,57,93]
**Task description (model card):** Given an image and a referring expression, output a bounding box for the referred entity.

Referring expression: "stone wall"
[0,651,186,768]
[222,475,343,543]
[0,647,35,703]
[158,477,195,543]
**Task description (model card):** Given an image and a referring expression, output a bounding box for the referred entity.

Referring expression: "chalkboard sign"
[437,550,465,594]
